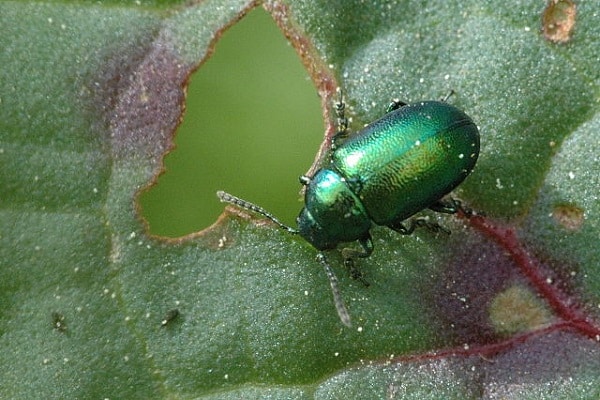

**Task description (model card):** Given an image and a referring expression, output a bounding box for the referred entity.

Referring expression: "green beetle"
[219,93,480,326]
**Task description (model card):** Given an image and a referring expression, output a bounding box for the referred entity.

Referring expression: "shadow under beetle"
[218,91,480,327]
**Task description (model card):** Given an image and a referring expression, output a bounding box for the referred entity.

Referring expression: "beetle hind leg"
[388,218,451,235]
[429,198,479,218]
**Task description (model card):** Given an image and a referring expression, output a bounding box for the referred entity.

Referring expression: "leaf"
[1,0,599,398]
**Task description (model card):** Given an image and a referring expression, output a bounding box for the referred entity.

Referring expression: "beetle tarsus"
[440,89,455,102]
[344,258,370,287]
[429,198,481,218]
[341,234,373,286]
[388,218,451,235]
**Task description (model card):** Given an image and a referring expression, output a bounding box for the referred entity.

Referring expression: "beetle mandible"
[218,91,480,327]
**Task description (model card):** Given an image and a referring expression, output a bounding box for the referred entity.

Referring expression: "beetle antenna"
[217,191,298,234]
[316,253,352,327]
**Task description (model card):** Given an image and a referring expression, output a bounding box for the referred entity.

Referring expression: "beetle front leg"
[341,234,373,287]
[385,99,408,113]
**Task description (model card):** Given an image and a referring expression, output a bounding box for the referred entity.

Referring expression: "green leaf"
[1,0,599,398]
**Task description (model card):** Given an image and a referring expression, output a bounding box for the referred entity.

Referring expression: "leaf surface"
[1,0,599,398]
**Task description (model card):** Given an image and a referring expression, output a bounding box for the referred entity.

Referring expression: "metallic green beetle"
[218,94,480,326]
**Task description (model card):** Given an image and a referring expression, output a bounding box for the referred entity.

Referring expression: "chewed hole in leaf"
[140,8,321,238]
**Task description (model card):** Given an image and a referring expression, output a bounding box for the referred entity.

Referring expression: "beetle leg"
[388,218,451,235]
[386,99,408,113]
[299,175,311,186]
[332,88,349,150]
[429,198,460,214]
[439,89,455,103]
[429,198,477,217]
[341,234,373,287]
[335,96,348,135]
